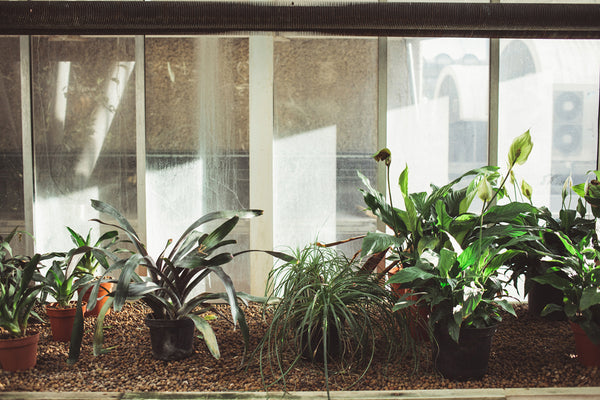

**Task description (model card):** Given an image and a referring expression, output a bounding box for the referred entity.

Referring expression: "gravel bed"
[1,302,599,392]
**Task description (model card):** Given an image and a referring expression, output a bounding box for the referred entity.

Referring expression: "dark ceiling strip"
[0,1,599,38]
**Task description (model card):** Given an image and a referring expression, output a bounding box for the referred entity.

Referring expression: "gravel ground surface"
[1,302,599,392]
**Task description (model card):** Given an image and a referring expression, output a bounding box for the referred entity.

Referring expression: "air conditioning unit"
[551,84,597,162]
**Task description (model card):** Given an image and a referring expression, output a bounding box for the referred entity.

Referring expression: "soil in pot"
[571,322,600,367]
[45,302,86,342]
[78,282,113,318]
[144,315,195,361]
[0,331,39,371]
[432,323,497,381]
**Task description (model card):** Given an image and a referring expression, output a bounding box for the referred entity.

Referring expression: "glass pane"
[387,38,489,197]
[31,36,136,253]
[145,37,250,293]
[499,39,600,213]
[0,37,24,253]
[274,38,378,253]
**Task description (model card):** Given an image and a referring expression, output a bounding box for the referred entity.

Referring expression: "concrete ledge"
[1,388,600,400]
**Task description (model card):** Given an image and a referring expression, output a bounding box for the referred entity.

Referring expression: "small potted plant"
[254,243,413,395]
[532,231,600,367]
[69,199,291,363]
[36,258,93,342]
[0,229,44,371]
[66,226,126,317]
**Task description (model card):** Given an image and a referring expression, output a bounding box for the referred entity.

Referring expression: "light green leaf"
[398,165,409,197]
[580,287,600,311]
[508,129,533,167]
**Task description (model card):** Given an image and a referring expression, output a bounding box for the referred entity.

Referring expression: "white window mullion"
[20,35,34,254]
[249,35,274,296]
[135,35,148,259]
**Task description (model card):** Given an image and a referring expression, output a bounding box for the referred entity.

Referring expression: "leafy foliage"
[254,244,415,395]
[69,199,292,364]
[362,130,538,342]
[0,229,44,337]
[36,259,94,309]
[532,232,600,345]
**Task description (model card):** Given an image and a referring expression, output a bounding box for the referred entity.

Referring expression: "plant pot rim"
[45,301,85,310]
[0,330,39,342]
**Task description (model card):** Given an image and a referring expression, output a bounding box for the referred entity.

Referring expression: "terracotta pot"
[571,322,600,367]
[0,331,39,371]
[78,282,113,318]
[46,302,86,342]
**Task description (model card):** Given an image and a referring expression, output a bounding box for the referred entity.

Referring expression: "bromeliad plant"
[0,229,43,338]
[35,258,94,309]
[66,226,125,279]
[69,199,291,363]
[254,243,414,396]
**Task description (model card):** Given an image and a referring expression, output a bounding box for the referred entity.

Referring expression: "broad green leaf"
[531,273,571,292]
[580,287,600,311]
[495,299,517,317]
[508,130,533,167]
[189,314,220,359]
[361,232,404,257]
[387,267,436,284]
[438,248,456,279]
[572,182,586,198]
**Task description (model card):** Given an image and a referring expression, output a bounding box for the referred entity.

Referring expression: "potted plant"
[66,226,126,317]
[532,231,600,367]
[254,243,413,396]
[506,175,594,319]
[0,229,44,371]
[36,258,93,342]
[69,199,291,363]
[360,131,538,344]
[384,131,540,380]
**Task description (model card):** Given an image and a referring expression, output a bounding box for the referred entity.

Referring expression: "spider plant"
[254,243,414,397]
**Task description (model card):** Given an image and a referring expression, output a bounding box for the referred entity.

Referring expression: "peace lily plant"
[363,130,538,343]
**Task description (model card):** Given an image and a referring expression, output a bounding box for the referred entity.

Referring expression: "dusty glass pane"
[31,36,136,253]
[498,39,600,213]
[145,37,250,293]
[0,36,24,252]
[387,38,489,197]
[274,38,378,253]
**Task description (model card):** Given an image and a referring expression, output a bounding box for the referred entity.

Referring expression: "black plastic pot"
[144,315,195,361]
[299,322,341,363]
[432,323,497,381]
[527,278,566,321]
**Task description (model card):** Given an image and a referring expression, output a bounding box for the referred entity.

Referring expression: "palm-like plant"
[69,199,291,363]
